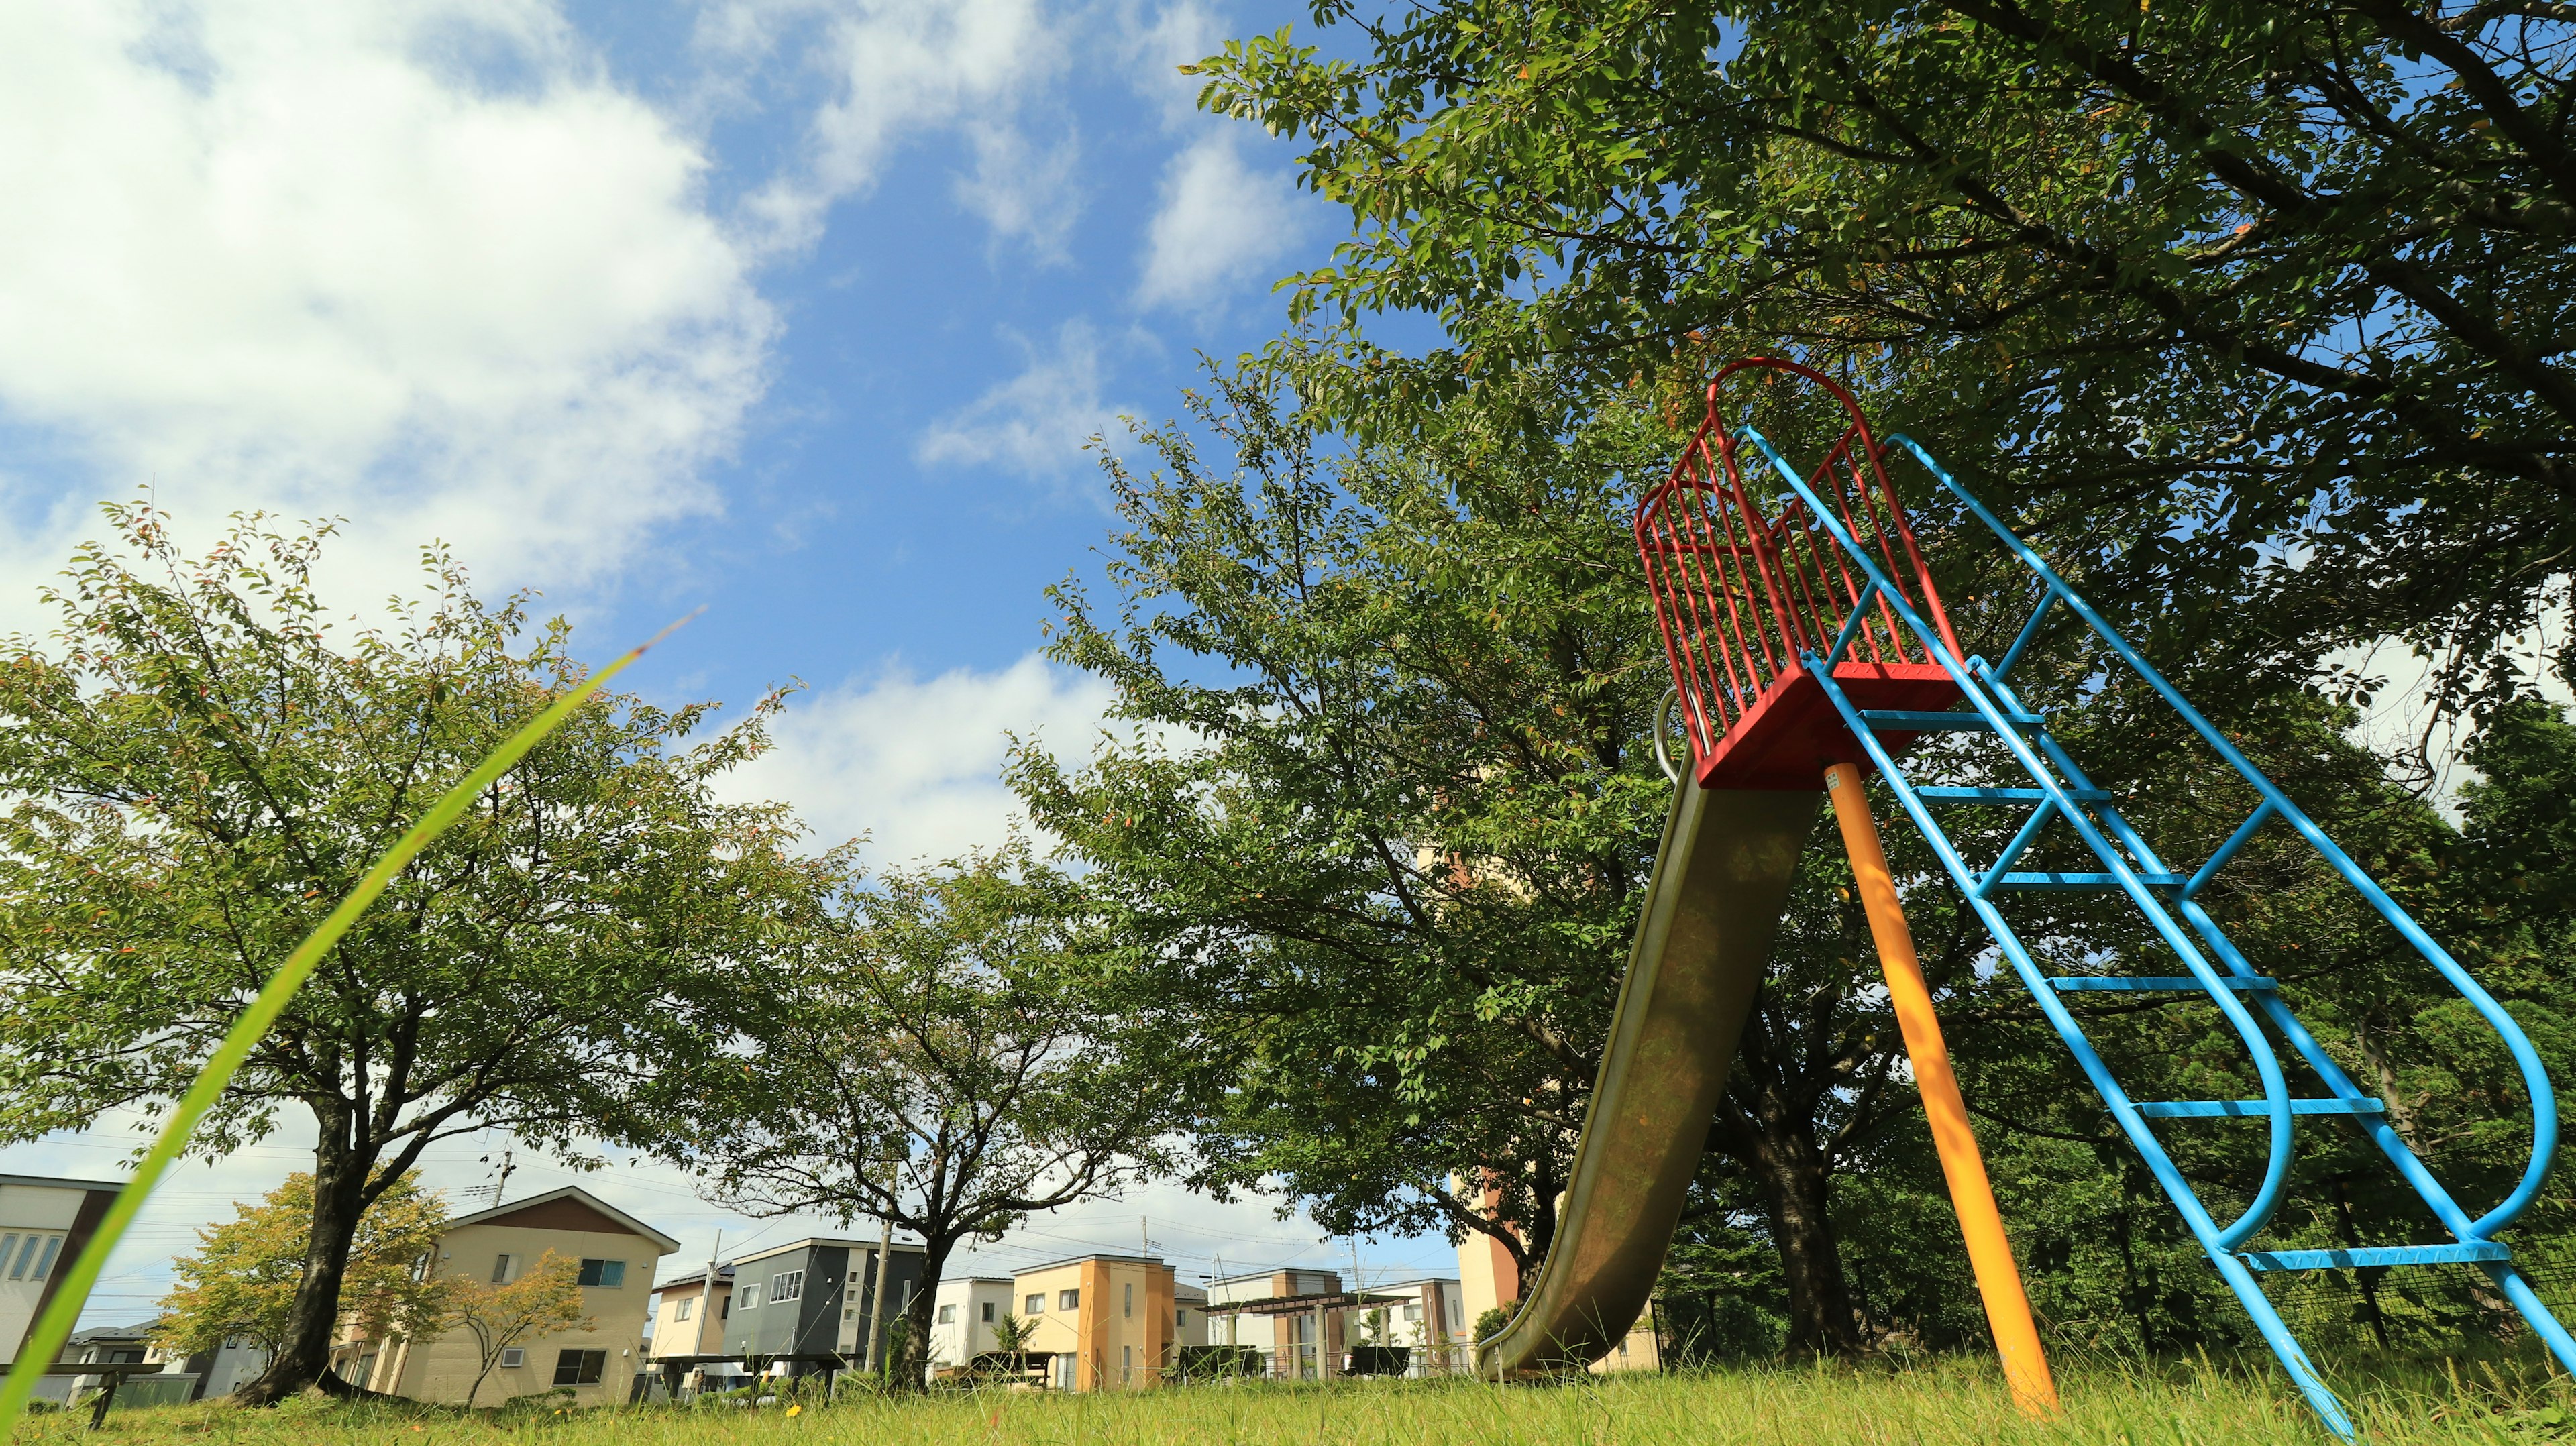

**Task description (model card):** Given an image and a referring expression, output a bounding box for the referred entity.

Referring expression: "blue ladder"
[1732,425,2575,1439]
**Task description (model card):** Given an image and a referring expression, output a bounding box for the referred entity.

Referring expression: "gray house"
[721,1235,924,1378]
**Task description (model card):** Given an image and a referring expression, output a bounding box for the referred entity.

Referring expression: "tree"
[686,844,1176,1390]
[1010,356,1674,1280]
[0,503,825,1402]
[156,1172,451,1368]
[451,1251,590,1409]
[1195,0,2576,736]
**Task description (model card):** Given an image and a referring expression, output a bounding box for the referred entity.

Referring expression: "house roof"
[443,1186,680,1253]
[732,1235,926,1268]
[1014,1253,1169,1274]
[653,1263,737,1292]
[1375,1278,1463,1290]
[68,1323,156,1344]
[0,1173,125,1194]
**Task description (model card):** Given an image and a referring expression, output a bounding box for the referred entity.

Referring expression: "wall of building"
[373,1215,665,1407]
[0,1178,115,1361]
[646,1276,731,1361]
[1010,1258,1175,1391]
[928,1278,1016,1368]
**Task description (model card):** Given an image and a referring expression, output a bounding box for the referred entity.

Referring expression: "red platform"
[1695,661,1960,791]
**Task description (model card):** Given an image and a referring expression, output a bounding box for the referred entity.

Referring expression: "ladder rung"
[2240,1243,2509,1272]
[2050,975,2279,993]
[1860,709,2045,732]
[1990,871,2186,891]
[2133,1097,2385,1118]
[1919,786,2112,804]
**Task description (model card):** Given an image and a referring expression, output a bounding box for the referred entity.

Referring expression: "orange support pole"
[1824,762,2058,1416]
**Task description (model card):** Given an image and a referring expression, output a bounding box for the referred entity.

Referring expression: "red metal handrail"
[1635,359,1961,777]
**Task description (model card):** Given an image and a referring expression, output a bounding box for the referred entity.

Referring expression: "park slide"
[1474,776,1817,1376]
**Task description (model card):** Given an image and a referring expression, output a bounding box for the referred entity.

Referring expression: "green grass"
[17,1354,2576,1446]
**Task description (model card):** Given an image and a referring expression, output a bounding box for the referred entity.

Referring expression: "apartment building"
[1011,1254,1175,1391]
[926,1276,1015,1370]
[341,1185,676,1407]
[722,1236,924,1377]
[0,1173,119,1363]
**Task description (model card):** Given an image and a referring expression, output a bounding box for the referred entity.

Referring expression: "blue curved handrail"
[1886,433,2560,1240]
[1735,424,2302,1248]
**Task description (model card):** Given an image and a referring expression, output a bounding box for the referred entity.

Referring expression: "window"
[739,1283,763,1311]
[1402,1302,1421,1322]
[769,1270,803,1304]
[490,1254,513,1284]
[577,1258,627,1289]
[1122,1345,1132,1382]
[674,1298,693,1323]
[937,1304,957,1325]
[1057,1289,1078,1312]
[499,1348,525,1369]
[1175,1308,1187,1327]
[5,1233,60,1282]
[1448,1297,1462,1329]
[720,1294,731,1319]
[1123,1283,1132,1318]
[552,1349,607,1386]
[980,1302,994,1323]
[1024,1294,1044,1315]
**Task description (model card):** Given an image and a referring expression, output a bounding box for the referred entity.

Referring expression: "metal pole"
[1824,762,2056,1416]
[861,1215,895,1379]
[690,1229,721,1393]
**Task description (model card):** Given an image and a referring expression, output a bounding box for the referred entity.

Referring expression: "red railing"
[1635,359,1962,776]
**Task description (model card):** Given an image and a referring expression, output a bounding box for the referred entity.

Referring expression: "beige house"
[341,1186,677,1408]
[645,1264,733,1364]
[1010,1254,1176,1391]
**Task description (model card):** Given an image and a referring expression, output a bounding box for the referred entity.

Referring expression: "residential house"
[646,1264,733,1362]
[340,1185,677,1407]
[1012,1254,1175,1392]
[1362,1277,1466,1374]
[1172,1282,1208,1351]
[0,1174,119,1365]
[926,1276,1014,1372]
[1205,1268,1344,1380]
[721,1236,924,1378]
[1453,1217,1656,1374]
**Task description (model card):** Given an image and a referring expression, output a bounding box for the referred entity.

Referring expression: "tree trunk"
[894,1233,952,1392]
[1714,1080,1864,1357]
[235,1110,376,1406]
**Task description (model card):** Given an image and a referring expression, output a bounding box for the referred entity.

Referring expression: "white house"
[926,1275,1016,1371]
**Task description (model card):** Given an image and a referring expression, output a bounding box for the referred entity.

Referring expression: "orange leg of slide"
[1825,762,2059,1416]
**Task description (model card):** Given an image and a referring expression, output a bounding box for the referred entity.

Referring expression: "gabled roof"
[443,1186,680,1253]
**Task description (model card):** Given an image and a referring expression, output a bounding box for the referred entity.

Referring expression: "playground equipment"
[1474,359,2572,1440]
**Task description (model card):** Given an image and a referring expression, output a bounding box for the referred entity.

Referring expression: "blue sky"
[0,0,1465,1325]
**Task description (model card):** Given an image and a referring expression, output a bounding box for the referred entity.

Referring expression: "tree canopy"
[1197,0,2576,732]
[0,503,824,1401]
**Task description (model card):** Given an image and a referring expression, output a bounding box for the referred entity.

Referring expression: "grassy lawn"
[14,1353,2576,1446]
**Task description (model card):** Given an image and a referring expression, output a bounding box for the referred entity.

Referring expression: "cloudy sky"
[0,0,1463,1325]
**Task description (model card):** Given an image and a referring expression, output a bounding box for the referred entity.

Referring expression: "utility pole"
[861,1213,895,1378]
[689,1229,722,1394]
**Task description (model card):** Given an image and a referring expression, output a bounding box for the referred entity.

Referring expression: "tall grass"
[15,1354,2572,1445]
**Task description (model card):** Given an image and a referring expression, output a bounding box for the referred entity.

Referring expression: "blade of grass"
[0,615,696,1435]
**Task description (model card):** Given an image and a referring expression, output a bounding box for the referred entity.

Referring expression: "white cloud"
[0,2,771,613]
[916,319,1132,478]
[713,0,1067,255]
[722,651,1118,866]
[1134,131,1307,315]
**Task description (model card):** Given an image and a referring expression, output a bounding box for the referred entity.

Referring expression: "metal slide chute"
[1472,779,1815,1376]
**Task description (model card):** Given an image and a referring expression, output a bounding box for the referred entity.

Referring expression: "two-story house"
[1012,1254,1176,1391]
[342,1185,677,1408]
[721,1235,923,1381]
[926,1275,1015,1372]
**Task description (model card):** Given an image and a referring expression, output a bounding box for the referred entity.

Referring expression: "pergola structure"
[1199,1289,1417,1380]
